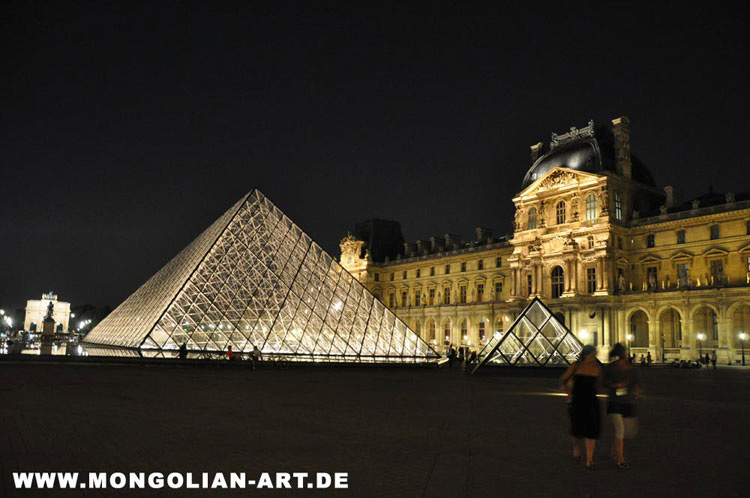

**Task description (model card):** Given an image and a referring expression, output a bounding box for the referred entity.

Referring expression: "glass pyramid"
[471,297,583,372]
[85,189,440,363]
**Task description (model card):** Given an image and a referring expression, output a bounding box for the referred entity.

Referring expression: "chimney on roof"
[530,142,543,164]
[430,236,444,253]
[664,186,682,208]
[475,227,492,243]
[444,234,462,251]
[611,116,632,179]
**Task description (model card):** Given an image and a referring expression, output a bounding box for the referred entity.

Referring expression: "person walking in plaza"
[604,343,641,469]
[560,345,602,470]
[710,350,717,370]
[646,351,652,367]
[178,341,188,359]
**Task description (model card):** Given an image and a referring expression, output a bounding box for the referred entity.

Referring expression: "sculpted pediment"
[518,167,603,197]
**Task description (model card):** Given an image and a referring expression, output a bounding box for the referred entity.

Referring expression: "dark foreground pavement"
[0,361,747,498]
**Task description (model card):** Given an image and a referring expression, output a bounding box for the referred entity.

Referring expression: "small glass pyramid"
[471,297,583,372]
[85,189,440,363]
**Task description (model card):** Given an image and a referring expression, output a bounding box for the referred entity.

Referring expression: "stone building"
[340,117,750,364]
[24,292,71,334]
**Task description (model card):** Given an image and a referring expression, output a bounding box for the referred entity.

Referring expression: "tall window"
[527,274,533,295]
[459,286,467,303]
[444,286,451,304]
[479,321,486,341]
[677,230,686,244]
[430,267,435,276]
[615,192,623,220]
[528,207,537,230]
[429,321,436,341]
[586,194,597,220]
[477,283,484,301]
[587,267,597,293]
[710,260,725,285]
[389,293,396,308]
[495,281,503,297]
[401,290,407,306]
[403,270,407,279]
[677,263,689,288]
[416,269,421,278]
[460,320,468,340]
[445,264,450,275]
[414,290,421,306]
[414,321,421,337]
[551,266,564,298]
[390,272,394,281]
[496,256,502,267]
[710,225,720,240]
[556,201,566,224]
[647,234,655,248]
[478,259,484,270]
[444,322,451,342]
[587,236,594,249]
[374,273,379,282]
[461,262,467,272]
[428,288,435,305]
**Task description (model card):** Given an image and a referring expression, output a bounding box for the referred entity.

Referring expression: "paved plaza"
[0,360,747,497]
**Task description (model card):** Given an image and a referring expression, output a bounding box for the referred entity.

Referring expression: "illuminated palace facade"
[340,117,750,364]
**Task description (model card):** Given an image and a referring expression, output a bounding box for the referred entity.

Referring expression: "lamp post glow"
[697,333,705,360]
[580,330,590,343]
[626,333,633,352]
[740,332,747,366]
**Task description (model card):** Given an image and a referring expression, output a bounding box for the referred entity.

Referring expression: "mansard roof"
[521,120,655,190]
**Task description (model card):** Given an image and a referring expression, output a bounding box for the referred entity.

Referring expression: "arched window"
[527,207,537,230]
[460,319,468,340]
[586,194,597,220]
[414,320,421,337]
[556,201,566,225]
[478,320,486,341]
[551,266,565,298]
[428,320,436,341]
[443,321,451,343]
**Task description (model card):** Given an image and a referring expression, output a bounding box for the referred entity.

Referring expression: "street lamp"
[626,333,633,352]
[580,330,590,343]
[697,333,705,360]
[740,332,747,366]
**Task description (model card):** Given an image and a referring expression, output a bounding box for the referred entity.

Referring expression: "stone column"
[717,317,731,364]
[570,260,578,294]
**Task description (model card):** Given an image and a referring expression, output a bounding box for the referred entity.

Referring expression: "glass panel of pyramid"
[85,189,440,363]
[471,297,583,372]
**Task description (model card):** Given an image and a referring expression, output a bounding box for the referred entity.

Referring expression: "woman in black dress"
[560,345,602,469]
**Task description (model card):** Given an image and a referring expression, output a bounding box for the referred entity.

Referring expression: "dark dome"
[520,125,655,190]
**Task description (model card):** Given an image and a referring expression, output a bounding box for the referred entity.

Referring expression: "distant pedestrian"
[178,342,188,359]
[646,351,652,367]
[710,350,717,370]
[226,345,234,360]
[448,346,456,368]
[560,345,602,470]
[639,354,646,367]
[604,343,641,469]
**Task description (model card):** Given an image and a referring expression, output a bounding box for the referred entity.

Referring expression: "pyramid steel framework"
[471,297,583,373]
[85,189,440,362]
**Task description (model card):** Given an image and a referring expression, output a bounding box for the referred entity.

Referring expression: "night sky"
[2,1,748,310]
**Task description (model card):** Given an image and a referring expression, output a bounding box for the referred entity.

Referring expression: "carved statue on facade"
[659,205,668,215]
[617,273,626,293]
[692,199,701,209]
[726,192,736,203]
[514,208,523,231]
[597,187,609,215]
[538,200,546,227]
[648,272,657,290]
[570,193,580,221]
